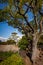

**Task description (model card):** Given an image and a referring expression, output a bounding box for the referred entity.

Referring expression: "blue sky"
[0,3,8,9]
[0,22,16,38]
[0,22,22,39]
[0,3,33,39]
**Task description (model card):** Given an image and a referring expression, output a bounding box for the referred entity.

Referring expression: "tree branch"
[24,0,38,31]
[9,4,34,33]
[34,15,38,30]
[17,10,34,33]
[24,5,33,15]
[23,16,34,33]
[24,6,29,15]
[39,9,43,16]
[24,0,33,15]
[39,17,43,33]
[24,4,33,9]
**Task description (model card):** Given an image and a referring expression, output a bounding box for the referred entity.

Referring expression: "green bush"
[0,53,24,65]
[0,52,14,61]
[18,36,29,50]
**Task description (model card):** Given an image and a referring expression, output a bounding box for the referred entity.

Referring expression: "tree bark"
[32,33,40,65]
[39,17,43,33]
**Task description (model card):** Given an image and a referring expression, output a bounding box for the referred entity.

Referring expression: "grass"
[0,52,24,65]
[0,52,14,61]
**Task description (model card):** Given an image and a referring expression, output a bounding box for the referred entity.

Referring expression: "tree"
[6,39,16,44]
[0,39,16,45]
[9,32,19,43]
[0,0,43,65]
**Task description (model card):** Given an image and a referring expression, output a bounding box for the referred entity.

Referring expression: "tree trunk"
[32,33,40,65]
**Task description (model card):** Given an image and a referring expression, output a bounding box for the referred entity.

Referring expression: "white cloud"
[0,37,7,42]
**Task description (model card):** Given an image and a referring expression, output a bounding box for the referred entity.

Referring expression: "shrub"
[0,53,24,65]
[18,36,29,50]
[0,52,14,61]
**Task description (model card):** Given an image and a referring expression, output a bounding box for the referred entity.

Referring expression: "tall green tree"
[0,0,43,65]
